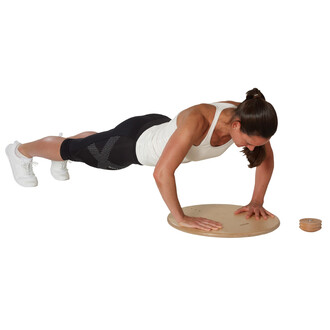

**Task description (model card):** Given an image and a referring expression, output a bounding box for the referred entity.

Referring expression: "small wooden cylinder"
[299,218,322,232]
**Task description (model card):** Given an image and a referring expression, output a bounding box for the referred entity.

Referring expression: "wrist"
[251,198,264,205]
[175,212,185,223]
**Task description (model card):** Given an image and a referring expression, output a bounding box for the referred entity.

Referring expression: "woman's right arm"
[153,112,223,231]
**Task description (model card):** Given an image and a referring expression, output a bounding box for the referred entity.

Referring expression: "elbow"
[153,166,173,184]
[153,168,160,182]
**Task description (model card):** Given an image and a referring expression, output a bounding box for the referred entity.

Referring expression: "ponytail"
[234,88,277,168]
[245,88,265,101]
[241,146,266,168]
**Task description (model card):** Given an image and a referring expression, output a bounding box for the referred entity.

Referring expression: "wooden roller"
[299,218,322,232]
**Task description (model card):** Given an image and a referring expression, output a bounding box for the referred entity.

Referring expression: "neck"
[215,108,235,138]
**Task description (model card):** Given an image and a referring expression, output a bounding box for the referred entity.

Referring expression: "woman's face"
[230,121,269,151]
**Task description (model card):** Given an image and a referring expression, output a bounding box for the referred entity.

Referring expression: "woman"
[6,88,278,231]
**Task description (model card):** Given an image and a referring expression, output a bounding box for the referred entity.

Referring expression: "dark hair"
[234,88,278,168]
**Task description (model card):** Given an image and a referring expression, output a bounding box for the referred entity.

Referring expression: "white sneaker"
[5,141,38,187]
[51,160,70,181]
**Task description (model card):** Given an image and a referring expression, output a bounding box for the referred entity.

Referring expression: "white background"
[1,1,329,329]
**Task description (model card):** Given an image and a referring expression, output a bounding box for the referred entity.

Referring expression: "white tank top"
[135,102,236,166]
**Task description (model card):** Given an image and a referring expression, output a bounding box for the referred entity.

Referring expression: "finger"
[199,219,222,230]
[179,221,209,231]
[179,219,222,231]
[235,207,248,214]
[197,220,223,231]
[260,209,268,220]
[200,218,223,228]
[188,221,212,231]
[245,210,254,219]
[195,221,218,231]
[254,209,261,220]
[265,209,275,218]
[196,217,221,224]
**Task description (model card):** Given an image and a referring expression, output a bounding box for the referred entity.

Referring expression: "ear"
[232,120,241,130]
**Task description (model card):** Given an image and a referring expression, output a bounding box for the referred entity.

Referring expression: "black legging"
[60,114,171,170]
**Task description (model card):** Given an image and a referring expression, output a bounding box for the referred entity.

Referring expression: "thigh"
[60,114,171,170]
[61,132,136,170]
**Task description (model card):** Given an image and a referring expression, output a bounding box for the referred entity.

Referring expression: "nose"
[247,145,255,151]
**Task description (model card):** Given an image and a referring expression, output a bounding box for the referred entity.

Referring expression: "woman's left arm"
[235,141,275,220]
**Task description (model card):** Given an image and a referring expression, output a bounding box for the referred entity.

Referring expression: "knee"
[80,131,97,138]
[42,136,60,143]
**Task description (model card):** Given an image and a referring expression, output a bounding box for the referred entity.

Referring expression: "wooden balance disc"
[167,204,280,238]
[299,218,322,232]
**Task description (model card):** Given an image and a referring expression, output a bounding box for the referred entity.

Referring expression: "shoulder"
[176,103,209,135]
[216,100,241,107]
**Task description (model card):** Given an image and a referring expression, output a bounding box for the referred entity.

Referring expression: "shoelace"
[60,161,70,170]
[58,160,71,167]
[23,161,38,175]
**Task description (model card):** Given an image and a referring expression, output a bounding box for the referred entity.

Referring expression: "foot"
[50,160,70,181]
[5,141,38,187]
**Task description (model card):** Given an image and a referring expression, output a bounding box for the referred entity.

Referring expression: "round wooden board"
[167,204,280,238]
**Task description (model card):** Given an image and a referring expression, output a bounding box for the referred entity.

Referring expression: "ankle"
[17,145,33,159]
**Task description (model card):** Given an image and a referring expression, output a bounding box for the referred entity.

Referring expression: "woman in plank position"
[6,88,278,231]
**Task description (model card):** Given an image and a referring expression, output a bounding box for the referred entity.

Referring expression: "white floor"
[1,1,329,329]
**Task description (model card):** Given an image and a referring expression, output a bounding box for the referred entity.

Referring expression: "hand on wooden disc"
[234,201,275,220]
[178,215,223,231]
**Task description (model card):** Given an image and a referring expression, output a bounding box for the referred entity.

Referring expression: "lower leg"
[18,131,97,161]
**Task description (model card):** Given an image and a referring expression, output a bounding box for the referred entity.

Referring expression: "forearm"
[251,155,274,204]
[153,171,185,222]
